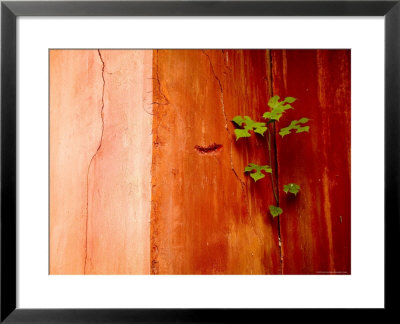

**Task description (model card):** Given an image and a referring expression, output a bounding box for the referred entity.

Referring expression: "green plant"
[232,95,310,218]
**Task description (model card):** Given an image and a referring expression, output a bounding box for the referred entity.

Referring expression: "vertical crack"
[268,50,283,275]
[152,50,169,145]
[201,50,228,133]
[202,50,265,245]
[152,51,169,107]
[84,49,106,274]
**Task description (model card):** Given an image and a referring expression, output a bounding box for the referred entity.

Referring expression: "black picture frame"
[1,0,399,322]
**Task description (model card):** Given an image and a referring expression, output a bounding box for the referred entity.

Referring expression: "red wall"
[272,50,351,274]
[151,49,351,274]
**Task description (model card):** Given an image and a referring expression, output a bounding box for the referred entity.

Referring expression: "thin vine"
[232,95,310,218]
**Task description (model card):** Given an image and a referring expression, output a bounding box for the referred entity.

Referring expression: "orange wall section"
[150,50,281,274]
[50,50,153,274]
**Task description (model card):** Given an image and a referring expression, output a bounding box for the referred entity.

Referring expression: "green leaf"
[269,205,283,218]
[232,116,246,126]
[284,97,296,104]
[244,163,272,182]
[263,95,296,121]
[297,117,309,123]
[263,111,282,121]
[234,128,252,140]
[254,126,268,136]
[279,118,310,137]
[231,116,267,140]
[283,183,300,195]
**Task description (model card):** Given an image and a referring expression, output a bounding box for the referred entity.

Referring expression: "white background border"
[17,17,384,308]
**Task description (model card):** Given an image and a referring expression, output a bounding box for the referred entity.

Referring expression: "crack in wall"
[202,50,265,245]
[201,50,238,180]
[152,50,169,146]
[268,50,284,275]
[144,50,170,116]
[84,49,106,274]
[151,51,170,107]
[148,79,169,106]
[195,143,223,154]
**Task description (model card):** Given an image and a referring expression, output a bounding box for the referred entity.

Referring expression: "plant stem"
[267,127,279,205]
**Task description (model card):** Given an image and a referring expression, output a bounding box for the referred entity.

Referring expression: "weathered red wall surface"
[50,49,350,274]
[151,50,281,274]
[271,50,351,274]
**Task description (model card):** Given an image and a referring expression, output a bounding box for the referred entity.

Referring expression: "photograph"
[49,49,351,275]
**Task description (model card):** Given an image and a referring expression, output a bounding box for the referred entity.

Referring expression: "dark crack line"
[267,131,279,204]
[146,77,169,106]
[202,50,264,245]
[154,51,170,106]
[202,50,238,180]
[202,50,223,92]
[195,143,223,154]
[268,50,283,275]
[153,50,169,148]
[144,52,170,116]
[84,49,106,274]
